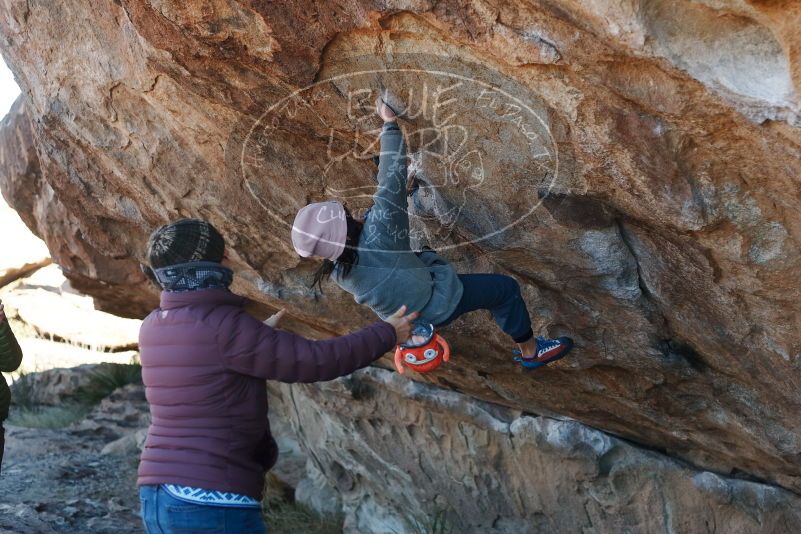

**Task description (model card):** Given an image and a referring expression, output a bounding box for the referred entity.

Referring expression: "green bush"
[75,361,142,405]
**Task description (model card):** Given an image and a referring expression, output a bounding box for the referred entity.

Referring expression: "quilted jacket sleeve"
[218,308,397,383]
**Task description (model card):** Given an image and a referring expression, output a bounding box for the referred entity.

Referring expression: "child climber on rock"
[291,97,574,369]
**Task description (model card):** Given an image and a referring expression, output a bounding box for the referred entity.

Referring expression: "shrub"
[8,360,143,429]
[75,361,142,405]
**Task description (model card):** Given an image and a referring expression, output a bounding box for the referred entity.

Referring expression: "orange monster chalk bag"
[394,323,450,374]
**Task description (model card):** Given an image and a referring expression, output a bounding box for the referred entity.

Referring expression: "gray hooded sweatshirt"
[334,122,464,324]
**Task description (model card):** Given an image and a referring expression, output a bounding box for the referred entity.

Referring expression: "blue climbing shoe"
[514,336,574,369]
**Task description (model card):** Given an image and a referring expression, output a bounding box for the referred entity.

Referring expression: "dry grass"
[7,403,91,429]
[262,473,343,534]
[402,510,455,534]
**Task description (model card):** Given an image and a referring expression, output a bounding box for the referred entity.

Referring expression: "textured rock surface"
[1,266,140,379]
[2,265,141,351]
[11,338,138,374]
[0,99,158,317]
[269,368,801,533]
[10,364,100,406]
[9,364,142,408]
[1,0,800,525]
[70,384,150,443]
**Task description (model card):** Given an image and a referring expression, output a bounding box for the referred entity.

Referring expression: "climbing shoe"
[514,336,574,369]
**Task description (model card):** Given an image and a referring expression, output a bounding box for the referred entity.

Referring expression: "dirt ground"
[0,384,148,533]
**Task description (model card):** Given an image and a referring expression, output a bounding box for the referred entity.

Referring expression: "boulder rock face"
[4,265,141,351]
[1,0,801,529]
[0,99,158,317]
[269,368,801,533]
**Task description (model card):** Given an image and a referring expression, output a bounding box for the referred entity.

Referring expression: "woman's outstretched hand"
[385,305,419,345]
[376,96,397,123]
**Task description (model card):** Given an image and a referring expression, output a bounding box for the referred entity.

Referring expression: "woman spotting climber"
[291,97,574,370]
[136,218,417,533]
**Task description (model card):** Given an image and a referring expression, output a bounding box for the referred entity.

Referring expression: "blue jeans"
[139,485,267,534]
[437,274,534,343]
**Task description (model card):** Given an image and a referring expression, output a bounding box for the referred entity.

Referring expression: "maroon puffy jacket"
[136,288,396,499]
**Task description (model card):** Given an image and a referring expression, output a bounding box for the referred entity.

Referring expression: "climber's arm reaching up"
[365,100,410,251]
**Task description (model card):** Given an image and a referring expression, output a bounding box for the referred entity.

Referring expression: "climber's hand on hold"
[385,305,419,345]
[376,96,397,123]
[264,309,286,328]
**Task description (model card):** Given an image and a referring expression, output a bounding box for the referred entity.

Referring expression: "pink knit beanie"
[291,201,348,261]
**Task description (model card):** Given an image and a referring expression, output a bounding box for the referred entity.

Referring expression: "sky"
[0,55,21,119]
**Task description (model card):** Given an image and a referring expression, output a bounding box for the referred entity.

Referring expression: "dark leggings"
[436,274,534,343]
